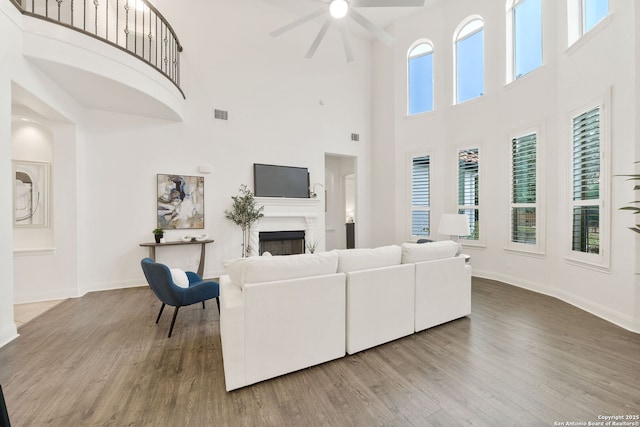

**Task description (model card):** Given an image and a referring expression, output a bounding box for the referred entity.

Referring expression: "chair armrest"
[186,271,202,283]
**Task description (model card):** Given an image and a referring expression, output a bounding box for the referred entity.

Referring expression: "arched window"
[454,18,484,104]
[507,0,542,81]
[568,0,609,45]
[408,41,434,115]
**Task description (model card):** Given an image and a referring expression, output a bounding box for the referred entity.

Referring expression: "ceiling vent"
[351,133,360,142]
[214,109,228,121]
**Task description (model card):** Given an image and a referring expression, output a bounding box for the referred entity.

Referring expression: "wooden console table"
[140,239,214,277]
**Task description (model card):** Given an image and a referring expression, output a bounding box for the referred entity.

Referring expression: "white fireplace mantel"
[249,197,321,256]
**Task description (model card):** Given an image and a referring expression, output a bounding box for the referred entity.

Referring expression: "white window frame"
[407,40,434,116]
[567,0,609,47]
[506,125,546,255]
[409,152,432,239]
[506,0,543,84]
[566,92,610,270]
[456,144,483,246]
[453,16,484,105]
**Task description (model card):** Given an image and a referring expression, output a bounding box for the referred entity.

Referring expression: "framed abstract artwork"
[157,174,204,229]
[13,160,50,227]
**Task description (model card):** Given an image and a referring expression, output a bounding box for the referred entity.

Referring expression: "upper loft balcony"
[10,0,185,120]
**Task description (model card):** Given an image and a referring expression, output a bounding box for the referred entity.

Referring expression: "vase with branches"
[619,161,640,234]
[225,184,264,257]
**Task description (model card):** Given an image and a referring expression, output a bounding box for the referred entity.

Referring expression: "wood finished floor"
[1,278,639,426]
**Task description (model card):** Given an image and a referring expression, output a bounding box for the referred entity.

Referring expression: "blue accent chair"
[0,384,10,427]
[140,258,220,337]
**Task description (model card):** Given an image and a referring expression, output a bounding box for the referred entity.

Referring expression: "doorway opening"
[324,154,357,251]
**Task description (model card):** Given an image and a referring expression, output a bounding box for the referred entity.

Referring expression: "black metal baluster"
[93,0,98,35]
[133,1,137,54]
[124,0,129,50]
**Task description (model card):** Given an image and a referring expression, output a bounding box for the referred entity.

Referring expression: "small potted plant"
[153,228,164,244]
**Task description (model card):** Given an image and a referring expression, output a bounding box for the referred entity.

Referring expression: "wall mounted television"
[254,163,309,198]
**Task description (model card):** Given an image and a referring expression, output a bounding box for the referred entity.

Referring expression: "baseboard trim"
[0,324,19,348]
[472,269,640,334]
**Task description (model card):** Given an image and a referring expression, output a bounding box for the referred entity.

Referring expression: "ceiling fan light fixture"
[329,0,349,19]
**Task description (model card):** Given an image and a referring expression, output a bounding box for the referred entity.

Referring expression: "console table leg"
[197,243,206,278]
[148,247,156,261]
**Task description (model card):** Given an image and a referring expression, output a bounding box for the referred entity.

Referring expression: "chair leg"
[202,301,205,309]
[168,306,180,338]
[156,303,166,324]
[216,297,220,313]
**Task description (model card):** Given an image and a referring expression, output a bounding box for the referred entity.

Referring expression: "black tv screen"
[254,163,309,198]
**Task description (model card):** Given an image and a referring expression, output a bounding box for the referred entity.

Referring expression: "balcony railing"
[11,0,184,98]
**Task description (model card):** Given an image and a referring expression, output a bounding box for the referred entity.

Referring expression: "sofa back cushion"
[225,251,339,288]
[402,240,460,264]
[336,245,402,273]
[401,240,460,264]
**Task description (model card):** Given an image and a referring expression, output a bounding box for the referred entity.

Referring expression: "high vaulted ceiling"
[261,0,441,41]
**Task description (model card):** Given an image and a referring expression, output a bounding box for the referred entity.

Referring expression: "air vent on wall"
[214,109,228,121]
[351,133,360,142]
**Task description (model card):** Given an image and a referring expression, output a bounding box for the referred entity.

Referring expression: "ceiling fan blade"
[339,21,355,63]
[270,9,327,38]
[351,0,425,6]
[305,18,332,59]
[348,8,394,46]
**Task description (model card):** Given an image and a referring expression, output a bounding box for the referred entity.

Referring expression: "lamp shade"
[438,213,470,236]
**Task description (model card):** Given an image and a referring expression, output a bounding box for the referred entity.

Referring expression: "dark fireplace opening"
[259,230,305,256]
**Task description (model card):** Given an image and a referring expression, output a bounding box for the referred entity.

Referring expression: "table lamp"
[438,213,470,242]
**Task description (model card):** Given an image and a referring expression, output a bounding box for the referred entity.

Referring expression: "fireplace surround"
[249,197,320,257]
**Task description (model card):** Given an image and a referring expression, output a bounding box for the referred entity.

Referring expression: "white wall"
[0,0,375,318]
[372,0,640,332]
[0,4,19,347]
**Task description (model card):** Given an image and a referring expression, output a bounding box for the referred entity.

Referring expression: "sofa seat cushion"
[401,240,460,264]
[224,251,339,288]
[335,245,402,273]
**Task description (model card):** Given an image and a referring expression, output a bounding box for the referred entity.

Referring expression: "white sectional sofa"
[219,241,470,391]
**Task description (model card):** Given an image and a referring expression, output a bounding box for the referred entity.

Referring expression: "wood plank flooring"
[1,278,639,426]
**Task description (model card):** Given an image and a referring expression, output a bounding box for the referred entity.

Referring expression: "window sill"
[13,247,56,256]
[405,109,435,120]
[460,241,485,249]
[564,256,610,273]
[566,15,612,57]
[451,94,485,110]
[504,247,545,258]
[504,65,547,89]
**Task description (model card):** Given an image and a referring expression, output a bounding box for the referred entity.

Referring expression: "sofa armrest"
[219,275,246,391]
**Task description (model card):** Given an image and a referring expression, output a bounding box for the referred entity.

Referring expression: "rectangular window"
[458,148,479,241]
[571,107,600,254]
[408,51,434,115]
[511,133,537,245]
[456,30,484,103]
[411,155,430,237]
[584,0,608,33]
[513,0,542,79]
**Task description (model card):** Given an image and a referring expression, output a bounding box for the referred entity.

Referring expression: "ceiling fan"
[270,0,426,62]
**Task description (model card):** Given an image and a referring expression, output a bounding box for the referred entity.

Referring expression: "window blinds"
[511,133,537,244]
[411,155,430,236]
[572,106,600,254]
[458,148,479,240]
